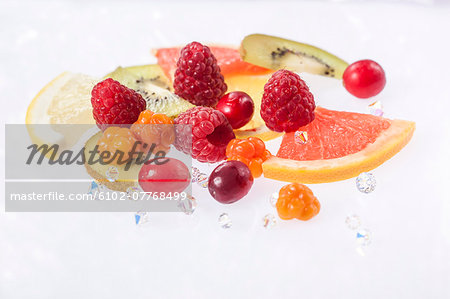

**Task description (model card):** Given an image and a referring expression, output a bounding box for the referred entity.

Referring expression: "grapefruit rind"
[262,119,415,183]
[234,125,283,141]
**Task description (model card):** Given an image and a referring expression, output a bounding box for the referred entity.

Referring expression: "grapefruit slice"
[263,107,415,183]
[153,46,271,80]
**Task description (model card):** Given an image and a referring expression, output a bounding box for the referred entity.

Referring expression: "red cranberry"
[216,91,254,129]
[343,59,386,99]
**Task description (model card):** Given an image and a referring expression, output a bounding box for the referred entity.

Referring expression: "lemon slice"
[25,72,98,155]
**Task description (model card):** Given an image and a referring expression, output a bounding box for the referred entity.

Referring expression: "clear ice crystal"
[269,192,279,207]
[106,166,119,182]
[196,174,209,188]
[368,101,384,117]
[218,213,232,229]
[87,181,105,200]
[191,167,201,183]
[262,214,276,229]
[345,214,361,230]
[356,228,372,246]
[126,186,141,200]
[294,131,308,144]
[177,195,197,215]
[135,211,149,225]
[88,181,99,194]
[356,172,376,193]
[191,167,209,188]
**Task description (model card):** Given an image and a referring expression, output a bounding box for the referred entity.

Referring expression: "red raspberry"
[91,78,146,130]
[173,42,227,107]
[260,70,315,132]
[174,106,235,163]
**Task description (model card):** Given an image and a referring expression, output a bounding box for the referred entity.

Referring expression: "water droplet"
[218,213,232,229]
[368,101,384,117]
[356,228,372,246]
[135,211,149,225]
[269,192,279,207]
[126,186,141,200]
[356,172,376,193]
[106,166,119,182]
[262,214,276,229]
[294,131,308,144]
[345,214,361,230]
[177,195,197,215]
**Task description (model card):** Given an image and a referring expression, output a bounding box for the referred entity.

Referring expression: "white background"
[1,0,450,298]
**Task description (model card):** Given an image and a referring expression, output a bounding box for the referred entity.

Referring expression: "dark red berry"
[208,160,253,204]
[343,59,386,98]
[260,70,315,133]
[173,42,227,107]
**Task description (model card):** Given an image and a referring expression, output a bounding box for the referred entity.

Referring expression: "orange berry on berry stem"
[276,183,320,221]
[248,157,263,178]
[233,140,255,159]
[247,137,266,156]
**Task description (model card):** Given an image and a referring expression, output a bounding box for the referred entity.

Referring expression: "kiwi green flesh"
[240,34,349,79]
[104,65,172,90]
[104,65,193,118]
[84,132,140,192]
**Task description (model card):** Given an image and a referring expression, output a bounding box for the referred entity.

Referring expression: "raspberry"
[173,42,227,107]
[260,70,315,132]
[91,78,146,130]
[174,106,235,163]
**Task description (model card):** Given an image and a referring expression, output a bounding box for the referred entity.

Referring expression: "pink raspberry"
[91,78,146,130]
[174,106,235,163]
[173,42,227,107]
[260,70,315,132]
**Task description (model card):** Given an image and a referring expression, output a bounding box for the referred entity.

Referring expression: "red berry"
[138,158,190,193]
[216,91,254,129]
[208,160,253,204]
[91,78,146,130]
[174,106,235,163]
[260,70,315,133]
[343,59,386,98]
[174,42,227,107]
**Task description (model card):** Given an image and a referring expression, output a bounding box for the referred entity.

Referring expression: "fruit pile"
[26,33,415,222]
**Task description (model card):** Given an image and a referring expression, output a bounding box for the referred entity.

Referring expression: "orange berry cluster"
[226,137,272,178]
[131,110,175,152]
[276,183,320,221]
[97,127,138,163]
[97,110,175,164]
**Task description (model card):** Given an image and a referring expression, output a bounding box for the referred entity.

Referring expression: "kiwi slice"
[104,64,171,90]
[240,34,349,79]
[104,65,193,117]
[84,132,140,192]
